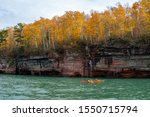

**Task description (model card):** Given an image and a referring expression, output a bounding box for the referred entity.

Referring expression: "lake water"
[0,74,150,100]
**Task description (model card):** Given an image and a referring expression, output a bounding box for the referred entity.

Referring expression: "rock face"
[58,56,84,77]
[96,56,150,69]
[0,59,15,74]
[92,55,150,78]
[0,46,150,78]
[17,56,61,76]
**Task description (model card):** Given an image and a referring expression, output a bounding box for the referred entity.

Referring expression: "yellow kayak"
[80,79,104,84]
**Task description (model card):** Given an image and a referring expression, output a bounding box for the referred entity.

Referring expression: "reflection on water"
[0,74,150,100]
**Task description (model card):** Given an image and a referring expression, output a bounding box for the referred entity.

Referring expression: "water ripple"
[0,75,150,100]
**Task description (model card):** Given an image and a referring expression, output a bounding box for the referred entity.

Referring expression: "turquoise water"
[0,74,150,100]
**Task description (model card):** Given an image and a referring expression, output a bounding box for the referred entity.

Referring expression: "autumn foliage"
[0,0,149,57]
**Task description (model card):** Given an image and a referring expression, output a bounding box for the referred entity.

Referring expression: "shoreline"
[0,67,150,79]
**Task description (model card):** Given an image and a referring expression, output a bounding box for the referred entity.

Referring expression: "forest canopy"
[0,0,149,57]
